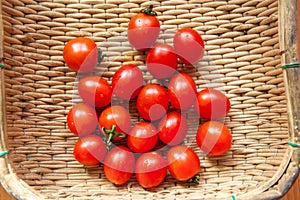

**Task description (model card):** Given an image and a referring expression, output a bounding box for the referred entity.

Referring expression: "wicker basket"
[0,0,299,199]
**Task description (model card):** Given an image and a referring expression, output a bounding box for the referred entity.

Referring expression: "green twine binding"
[288,142,300,148]
[231,195,237,200]
[281,63,299,69]
[0,150,10,157]
[0,64,5,69]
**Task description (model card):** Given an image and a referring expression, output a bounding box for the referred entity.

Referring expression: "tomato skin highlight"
[146,43,178,79]
[112,64,143,100]
[99,105,131,141]
[67,103,98,137]
[168,73,197,110]
[196,121,232,156]
[78,76,112,108]
[158,111,187,146]
[195,88,231,119]
[135,152,167,188]
[104,146,135,185]
[73,135,107,166]
[167,145,200,181]
[63,37,98,72]
[137,84,169,121]
[173,28,205,65]
[128,10,160,50]
[127,122,158,153]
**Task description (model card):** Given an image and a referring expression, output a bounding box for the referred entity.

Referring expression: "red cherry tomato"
[99,105,131,142]
[78,76,112,108]
[135,152,167,188]
[73,135,107,166]
[137,84,169,121]
[127,122,158,153]
[104,146,135,185]
[194,88,231,119]
[158,111,187,146]
[196,121,232,156]
[168,73,197,110]
[128,5,160,50]
[146,43,178,79]
[112,64,143,100]
[173,28,205,65]
[67,103,98,137]
[167,145,200,181]
[63,37,98,72]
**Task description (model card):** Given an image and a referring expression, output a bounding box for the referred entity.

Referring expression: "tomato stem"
[141,5,157,16]
[105,132,114,149]
[102,125,126,150]
[187,174,200,184]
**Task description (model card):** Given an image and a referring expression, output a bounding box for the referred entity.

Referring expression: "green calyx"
[102,125,126,150]
[98,48,104,63]
[187,174,200,184]
[141,5,157,16]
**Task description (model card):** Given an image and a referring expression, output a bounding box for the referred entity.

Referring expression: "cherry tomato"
[127,122,158,153]
[196,121,232,156]
[168,72,197,110]
[146,43,178,79]
[73,135,107,166]
[112,64,143,100]
[158,111,187,146]
[135,152,167,188]
[63,37,98,72]
[78,76,112,108]
[128,5,160,50]
[104,146,135,185]
[137,84,169,121]
[99,105,131,142]
[173,28,205,65]
[67,103,98,137]
[194,88,231,119]
[167,145,200,181]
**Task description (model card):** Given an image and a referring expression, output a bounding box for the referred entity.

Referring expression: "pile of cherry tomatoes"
[63,6,232,189]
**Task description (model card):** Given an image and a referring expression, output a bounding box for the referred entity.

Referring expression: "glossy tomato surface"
[127,121,158,153]
[146,43,178,79]
[196,121,232,156]
[78,76,112,108]
[195,88,231,119]
[67,103,98,137]
[158,111,187,146]
[167,145,200,181]
[99,105,131,141]
[63,37,98,72]
[137,84,169,121]
[112,64,143,100]
[104,146,135,185]
[168,73,197,110]
[73,134,107,166]
[135,152,167,188]
[173,28,205,65]
[128,6,160,50]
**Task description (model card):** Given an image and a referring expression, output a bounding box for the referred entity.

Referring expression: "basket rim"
[0,0,300,199]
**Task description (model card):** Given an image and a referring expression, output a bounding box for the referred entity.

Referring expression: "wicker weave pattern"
[1,0,290,199]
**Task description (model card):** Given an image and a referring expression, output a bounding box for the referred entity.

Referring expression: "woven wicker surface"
[0,0,293,199]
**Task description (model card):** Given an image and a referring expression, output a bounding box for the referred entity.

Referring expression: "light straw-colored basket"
[0,0,299,199]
